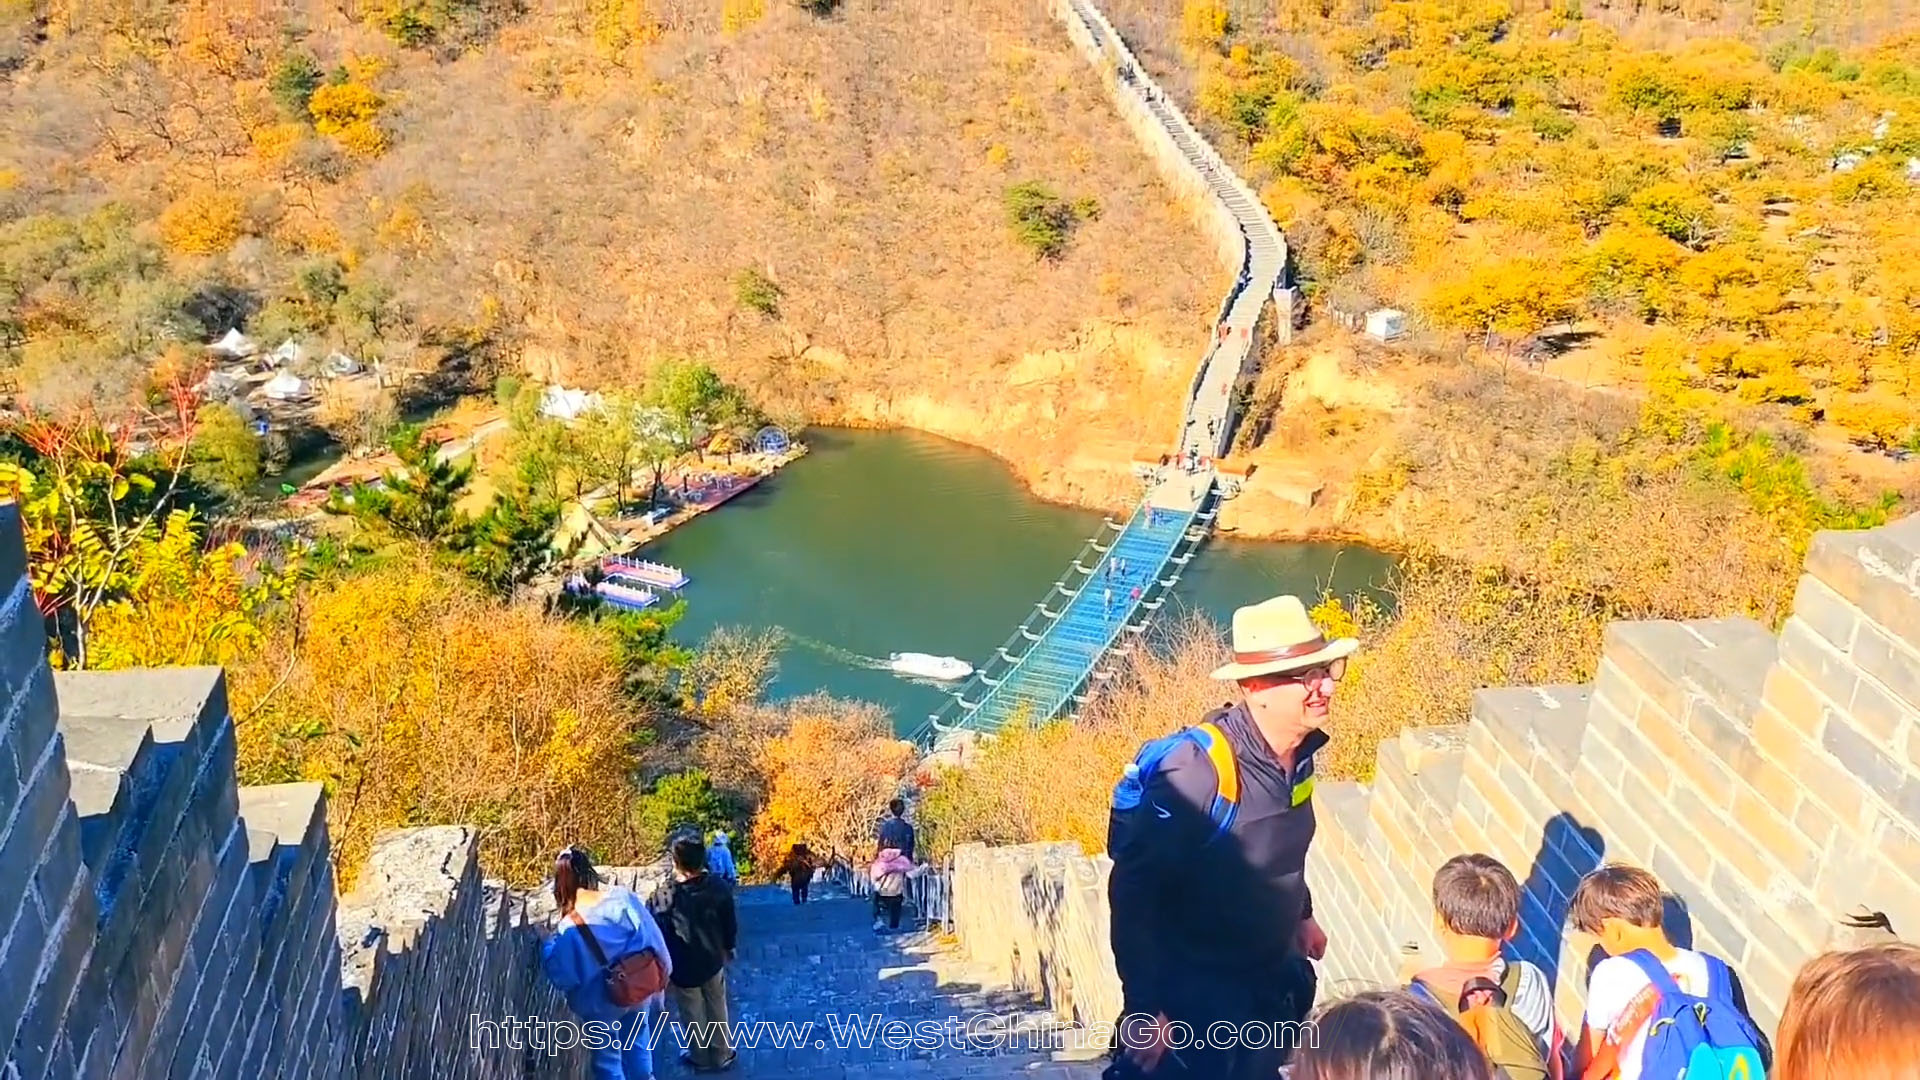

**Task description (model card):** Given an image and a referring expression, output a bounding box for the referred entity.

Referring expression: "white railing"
[827,853,955,932]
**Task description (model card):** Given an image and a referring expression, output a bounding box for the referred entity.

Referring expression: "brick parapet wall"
[945,514,1920,1049]
[0,499,605,1080]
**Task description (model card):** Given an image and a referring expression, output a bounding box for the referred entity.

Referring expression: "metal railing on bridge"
[913,488,1218,747]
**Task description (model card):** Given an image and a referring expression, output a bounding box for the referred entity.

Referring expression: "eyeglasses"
[1246,658,1347,689]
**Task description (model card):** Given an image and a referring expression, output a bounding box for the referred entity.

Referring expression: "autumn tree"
[189,403,264,498]
[0,390,211,668]
[85,513,299,671]
[749,694,915,873]
[231,555,650,885]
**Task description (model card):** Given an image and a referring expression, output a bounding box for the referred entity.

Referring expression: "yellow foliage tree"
[231,554,650,885]
[308,82,384,136]
[1829,395,1919,450]
[748,694,914,873]
[1180,0,1230,54]
[720,0,765,34]
[87,514,296,671]
[159,189,246,255]
[333,119,390,158]
[1427,253,1578,343]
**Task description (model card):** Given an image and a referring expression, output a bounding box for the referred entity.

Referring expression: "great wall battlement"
[0,504,673,1080]
[939,512,1920,1045]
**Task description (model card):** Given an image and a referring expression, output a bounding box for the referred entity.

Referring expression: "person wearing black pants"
[779,844,813,904]
[877,893,904,930]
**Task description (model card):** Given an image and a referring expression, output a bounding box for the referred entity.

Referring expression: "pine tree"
[328,424,473,544]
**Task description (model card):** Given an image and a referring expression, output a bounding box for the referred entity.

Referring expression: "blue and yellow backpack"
[1110,721,1240,840]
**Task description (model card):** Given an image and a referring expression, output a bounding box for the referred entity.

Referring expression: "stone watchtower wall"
[0,505,622,1080]
[942,513,1920,1044]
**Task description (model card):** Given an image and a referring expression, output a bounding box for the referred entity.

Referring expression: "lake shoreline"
[634,428,1396,731]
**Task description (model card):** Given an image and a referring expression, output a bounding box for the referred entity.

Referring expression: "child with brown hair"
[1569,863,1765,1080]
[1775,941,1920,1080]
[1409,853,1560,1080]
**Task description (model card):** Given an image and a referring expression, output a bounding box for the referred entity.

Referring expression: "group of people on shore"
[1104,591,1919,1080]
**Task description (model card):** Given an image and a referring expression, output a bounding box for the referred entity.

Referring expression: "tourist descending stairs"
[651,880,1102,1080]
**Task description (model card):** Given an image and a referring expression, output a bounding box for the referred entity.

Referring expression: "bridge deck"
[919,0,1286,747]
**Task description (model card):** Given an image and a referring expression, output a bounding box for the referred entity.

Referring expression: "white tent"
[198,369,245,400]
[262,371,308,401]
[208,328,256,358]
[326,352,363,376]
[268,339,305,369]
[539,385,603,422]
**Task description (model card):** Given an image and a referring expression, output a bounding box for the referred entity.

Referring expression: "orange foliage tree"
[747,694,916,874]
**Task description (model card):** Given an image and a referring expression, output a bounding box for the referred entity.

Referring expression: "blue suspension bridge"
[912,0,1289,749]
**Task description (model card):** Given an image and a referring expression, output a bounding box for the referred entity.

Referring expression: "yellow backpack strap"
[1193,722,1239,835]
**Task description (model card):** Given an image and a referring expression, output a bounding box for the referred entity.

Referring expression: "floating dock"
[594,580,662,611]
[600,556,689,591]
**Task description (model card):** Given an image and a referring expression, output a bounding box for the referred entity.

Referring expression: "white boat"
[889,652,973,681]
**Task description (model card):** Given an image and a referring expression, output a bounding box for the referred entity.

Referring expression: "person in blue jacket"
[541,847,674,1080]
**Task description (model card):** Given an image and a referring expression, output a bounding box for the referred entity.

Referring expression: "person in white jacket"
[541,847,673,1080]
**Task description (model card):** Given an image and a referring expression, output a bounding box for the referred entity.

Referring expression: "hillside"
[0,0,1223,507]
[1097,0,1920,450]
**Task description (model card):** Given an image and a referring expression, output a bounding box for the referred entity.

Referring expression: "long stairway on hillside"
[652,881,1099,1080]
[920,0,1287,748]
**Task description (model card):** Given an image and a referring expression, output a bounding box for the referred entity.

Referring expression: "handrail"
[824,853,954,933]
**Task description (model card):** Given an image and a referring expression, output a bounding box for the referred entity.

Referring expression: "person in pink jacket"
[870,848,917,933]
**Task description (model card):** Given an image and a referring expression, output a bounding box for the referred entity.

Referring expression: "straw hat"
[1209,595,1359,682]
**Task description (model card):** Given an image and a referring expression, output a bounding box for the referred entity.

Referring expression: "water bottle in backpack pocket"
[1624,950,1766,1080]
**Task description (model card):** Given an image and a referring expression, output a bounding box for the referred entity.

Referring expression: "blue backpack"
[1625,949,1766,1080]
[1110,721,1240,840]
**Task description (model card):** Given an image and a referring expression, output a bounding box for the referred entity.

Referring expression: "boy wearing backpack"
[1570,864,1768,1080]
[1408,853,1561,1080]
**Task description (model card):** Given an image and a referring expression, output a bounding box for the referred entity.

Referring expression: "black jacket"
[654,872,738,989]
[878,816,915,859]
[1106,703,1325,1019]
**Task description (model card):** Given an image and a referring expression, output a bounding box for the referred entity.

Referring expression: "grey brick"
[30,802,81,931]
[0,725,20,837]
[1778,617,1861,706]
[0,577,52,716]
[1822,716,1920,825]
[1706,860,1818,956]
[0,505,28,593]
[1683,700,1759,776]
[1849,673,1919,748]
[0,738,72,949]
[2,664,59,808]
[1603,621,1703,720]
[1680,617,1776,716]
[1579,725,1627,788]
[12,875,95,1080]
[1855,621,1920,714]
[0,901,48,1056]
[1789,574,1861,652]
[1806,528,1920,653]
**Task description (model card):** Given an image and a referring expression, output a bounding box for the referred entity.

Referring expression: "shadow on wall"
[1514,809,1774,1066]
[1516,811,1605,988]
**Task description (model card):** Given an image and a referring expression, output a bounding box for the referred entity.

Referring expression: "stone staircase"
[652,881,1103,1080]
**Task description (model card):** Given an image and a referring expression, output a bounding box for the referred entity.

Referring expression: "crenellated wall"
[0,499,633,1080]
[943,513,1920,1046]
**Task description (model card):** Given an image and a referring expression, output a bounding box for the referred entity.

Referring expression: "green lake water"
[639,428,1397,734]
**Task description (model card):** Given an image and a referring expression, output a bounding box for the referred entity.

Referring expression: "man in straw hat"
[1104,594,1355,1080]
